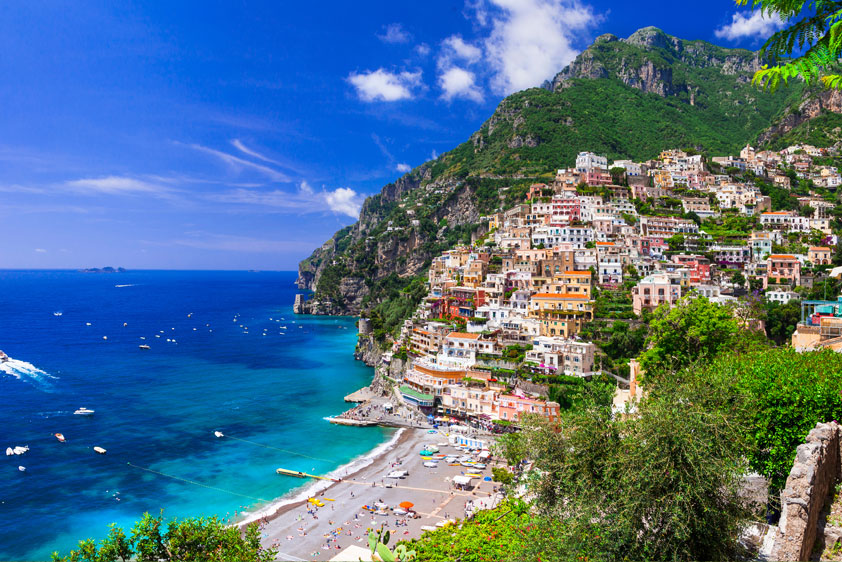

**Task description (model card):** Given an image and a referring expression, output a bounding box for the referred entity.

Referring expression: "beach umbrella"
[399,501,414,509]
[484,476,492,481]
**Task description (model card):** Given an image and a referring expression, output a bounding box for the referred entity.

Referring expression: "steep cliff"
[297,26,841,328]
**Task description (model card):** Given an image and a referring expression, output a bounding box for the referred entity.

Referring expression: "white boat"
[13,446,29,455]
[5,447,13,456]
[386,470,409,479]
[18,466,26,472]
[93,446,107,454]
[74,407,95,416]
[214,431,224,438]
[55,433,66,442]
[139,344,150,350]
[0,350,8,363]
[53,312,63,317]
[423,461,438,468]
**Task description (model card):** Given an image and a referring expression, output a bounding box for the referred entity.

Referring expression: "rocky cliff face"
[757,89,842,145]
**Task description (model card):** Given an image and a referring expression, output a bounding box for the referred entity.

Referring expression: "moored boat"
[139,344,150,350]
[55,433,66,442]
[93,446,107,454]
[74,407,94,416]
[214,431,224,438]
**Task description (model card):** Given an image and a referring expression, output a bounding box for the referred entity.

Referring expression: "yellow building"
[529,293,593,337]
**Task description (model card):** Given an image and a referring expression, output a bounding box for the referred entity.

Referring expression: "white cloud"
[34,248,47,253]
[378,23,411,44]
[325,187,363,218]
[478,0,601,95]
[415,43,431,57]
[187,144,290,182]
[714,11,784,42]
[439,67,484,102]
[299,180,314,194]
[347,68,423,102]
[396,163,412,173]
[441,35,483,65]
[64,176,173,196]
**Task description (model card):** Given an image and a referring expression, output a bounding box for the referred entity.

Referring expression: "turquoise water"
[0,270,391,560]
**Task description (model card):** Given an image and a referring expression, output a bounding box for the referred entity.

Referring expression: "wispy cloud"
[230,139,286,167]
[714,10,784,42]
[64,176,175,197]
[172,232,309,253]
[347,69,423,102]
[34,248,47,253]
[396,163,412,173]
[187,143,291,182]
[211,182,364,219]
[378,23,411,44]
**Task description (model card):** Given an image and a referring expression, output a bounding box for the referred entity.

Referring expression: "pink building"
[498,394,560,423]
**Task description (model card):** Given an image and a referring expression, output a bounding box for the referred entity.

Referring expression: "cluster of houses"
[379,144,842,428]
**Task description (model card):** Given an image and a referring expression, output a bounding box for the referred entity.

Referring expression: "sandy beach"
[250,427,502,561]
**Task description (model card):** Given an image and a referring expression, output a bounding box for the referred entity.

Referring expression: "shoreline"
[237,427,409,528]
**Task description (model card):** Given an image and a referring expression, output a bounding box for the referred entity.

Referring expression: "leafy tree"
[665,233,685,252]
[508,381,752,561]
[740,0,842,91]
[52,513,276,562]
[639,296,762,382]
[731,270,746,287]
[764,299,801,345]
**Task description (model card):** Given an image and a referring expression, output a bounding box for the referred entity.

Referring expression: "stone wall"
[773,422,842,561]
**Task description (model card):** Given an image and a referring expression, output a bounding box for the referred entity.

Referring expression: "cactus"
[368,525,416,561]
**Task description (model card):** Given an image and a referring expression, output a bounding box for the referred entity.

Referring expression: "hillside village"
[360,144,842,428]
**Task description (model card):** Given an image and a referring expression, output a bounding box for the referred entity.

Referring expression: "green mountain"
[296,27,838,334]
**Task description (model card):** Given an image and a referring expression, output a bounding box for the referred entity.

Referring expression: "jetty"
[276,468,339,481]
[327,417,377,427]
[344,387,375,403]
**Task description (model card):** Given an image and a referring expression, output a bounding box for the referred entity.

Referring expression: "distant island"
[79,267,126,273]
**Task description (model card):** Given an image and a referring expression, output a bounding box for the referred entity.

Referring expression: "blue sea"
[0,270,391,561]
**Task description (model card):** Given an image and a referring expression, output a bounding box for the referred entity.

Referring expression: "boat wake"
[0,358,58,392]
[114,284,137,288]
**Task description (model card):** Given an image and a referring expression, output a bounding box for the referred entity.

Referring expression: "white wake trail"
[0,358,58,391]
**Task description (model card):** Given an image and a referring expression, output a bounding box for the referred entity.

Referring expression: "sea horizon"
[0,269,389,560]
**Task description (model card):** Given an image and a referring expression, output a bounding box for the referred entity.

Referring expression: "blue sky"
[0,0,784,270]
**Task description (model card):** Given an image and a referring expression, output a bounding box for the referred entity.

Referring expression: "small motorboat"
[13,446,29,455]
[214,431,224,438]
[139,344,150,350]
[74,407,95,416]
[53,312,63,317]
[18,466,26,472]
[423,461,438,468]
[93,446,107,454]
[5,447,12,456]
[55,433,66,442]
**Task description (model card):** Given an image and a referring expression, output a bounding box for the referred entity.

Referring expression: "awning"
[453,475,472,485]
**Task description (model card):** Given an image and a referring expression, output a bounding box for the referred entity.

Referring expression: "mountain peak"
[625,26,674,50]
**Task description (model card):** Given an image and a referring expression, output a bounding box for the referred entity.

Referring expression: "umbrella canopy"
[399,501,414,509]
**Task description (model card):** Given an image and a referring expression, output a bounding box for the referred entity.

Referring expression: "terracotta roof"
[446,332,481,340]
[558,270,591,276]
[810,246,831,251]
[768,254,797,260]
[762,211,792,215]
